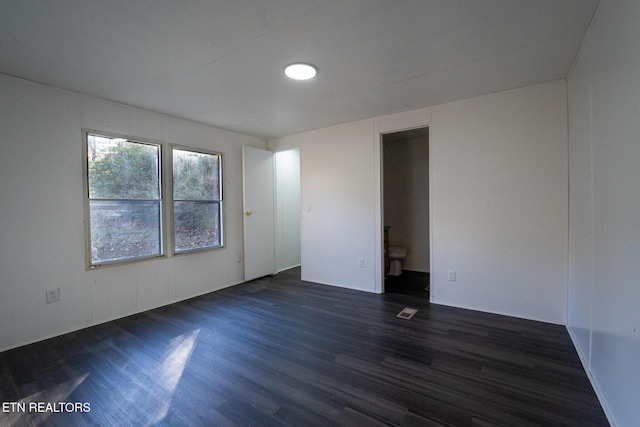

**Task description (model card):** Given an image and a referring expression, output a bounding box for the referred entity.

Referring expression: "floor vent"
[396,307,418,320]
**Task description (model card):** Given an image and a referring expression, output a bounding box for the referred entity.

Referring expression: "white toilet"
[388,247,407,276]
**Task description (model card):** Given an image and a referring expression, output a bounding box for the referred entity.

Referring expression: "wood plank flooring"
[0,268,609,426]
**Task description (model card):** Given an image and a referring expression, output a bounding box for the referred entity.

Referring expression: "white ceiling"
[0,0,599,139]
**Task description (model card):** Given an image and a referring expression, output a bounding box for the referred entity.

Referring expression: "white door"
[242,146,275,281]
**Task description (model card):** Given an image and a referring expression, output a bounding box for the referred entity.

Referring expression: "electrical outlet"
[46,287,60,304]
[448,270,456,282]
[358,258,365,268]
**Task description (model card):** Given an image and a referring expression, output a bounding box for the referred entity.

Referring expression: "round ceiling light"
[284,63,317,80]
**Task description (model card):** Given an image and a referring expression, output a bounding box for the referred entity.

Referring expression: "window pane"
[174,201,221,252]
[89,200,161,264]
[88,135,160,200]
[173,149,220,200]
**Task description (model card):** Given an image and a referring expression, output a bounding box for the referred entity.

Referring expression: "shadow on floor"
[384,270,430,298]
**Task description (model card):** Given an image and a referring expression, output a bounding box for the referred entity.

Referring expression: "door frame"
[374,112,433,299]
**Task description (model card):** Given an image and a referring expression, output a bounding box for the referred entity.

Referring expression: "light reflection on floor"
[152,328,200,424]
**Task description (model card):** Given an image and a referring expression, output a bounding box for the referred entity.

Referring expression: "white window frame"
[170,145,225,255]
[82,130,166,269]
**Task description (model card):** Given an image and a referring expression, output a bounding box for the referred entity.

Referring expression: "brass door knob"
[245,210,253,216]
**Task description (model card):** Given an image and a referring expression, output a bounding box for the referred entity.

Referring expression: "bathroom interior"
[382,127,430,296]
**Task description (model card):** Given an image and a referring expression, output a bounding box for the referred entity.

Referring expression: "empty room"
[0,1,638,426]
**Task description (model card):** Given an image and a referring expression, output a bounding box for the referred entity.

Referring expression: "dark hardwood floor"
[0,268,608,426]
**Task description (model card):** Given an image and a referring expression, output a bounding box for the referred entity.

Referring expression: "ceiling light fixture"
[284,63,317,80]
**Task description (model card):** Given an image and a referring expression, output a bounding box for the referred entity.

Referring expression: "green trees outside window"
[86,134,162,266]
[84,132,224,268]
[172,148,222,252]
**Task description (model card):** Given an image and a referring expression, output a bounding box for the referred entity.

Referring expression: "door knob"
[245,210,253,216]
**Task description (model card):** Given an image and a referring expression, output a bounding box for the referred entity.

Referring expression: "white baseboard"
[566,326,616,427]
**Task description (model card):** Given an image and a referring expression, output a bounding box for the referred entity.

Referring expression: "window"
[83,133,224,267]
[85,132,163,267]
[172,147,223,253]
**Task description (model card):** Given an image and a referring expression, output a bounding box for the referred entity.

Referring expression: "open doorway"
[382,127,430,297]
[274,148,301,272]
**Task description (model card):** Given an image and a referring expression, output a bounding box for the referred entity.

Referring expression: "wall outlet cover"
[46,287,60,304]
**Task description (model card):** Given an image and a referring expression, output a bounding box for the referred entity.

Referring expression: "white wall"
[273,120,380,292]
[568,1,640,425]
[271,82,568,325]
[269,109,429,292]
[271,108,432,294]
[383,132,430,272]
[274,148,301,271]
[0,74,265,352]
[430,81,569,324]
